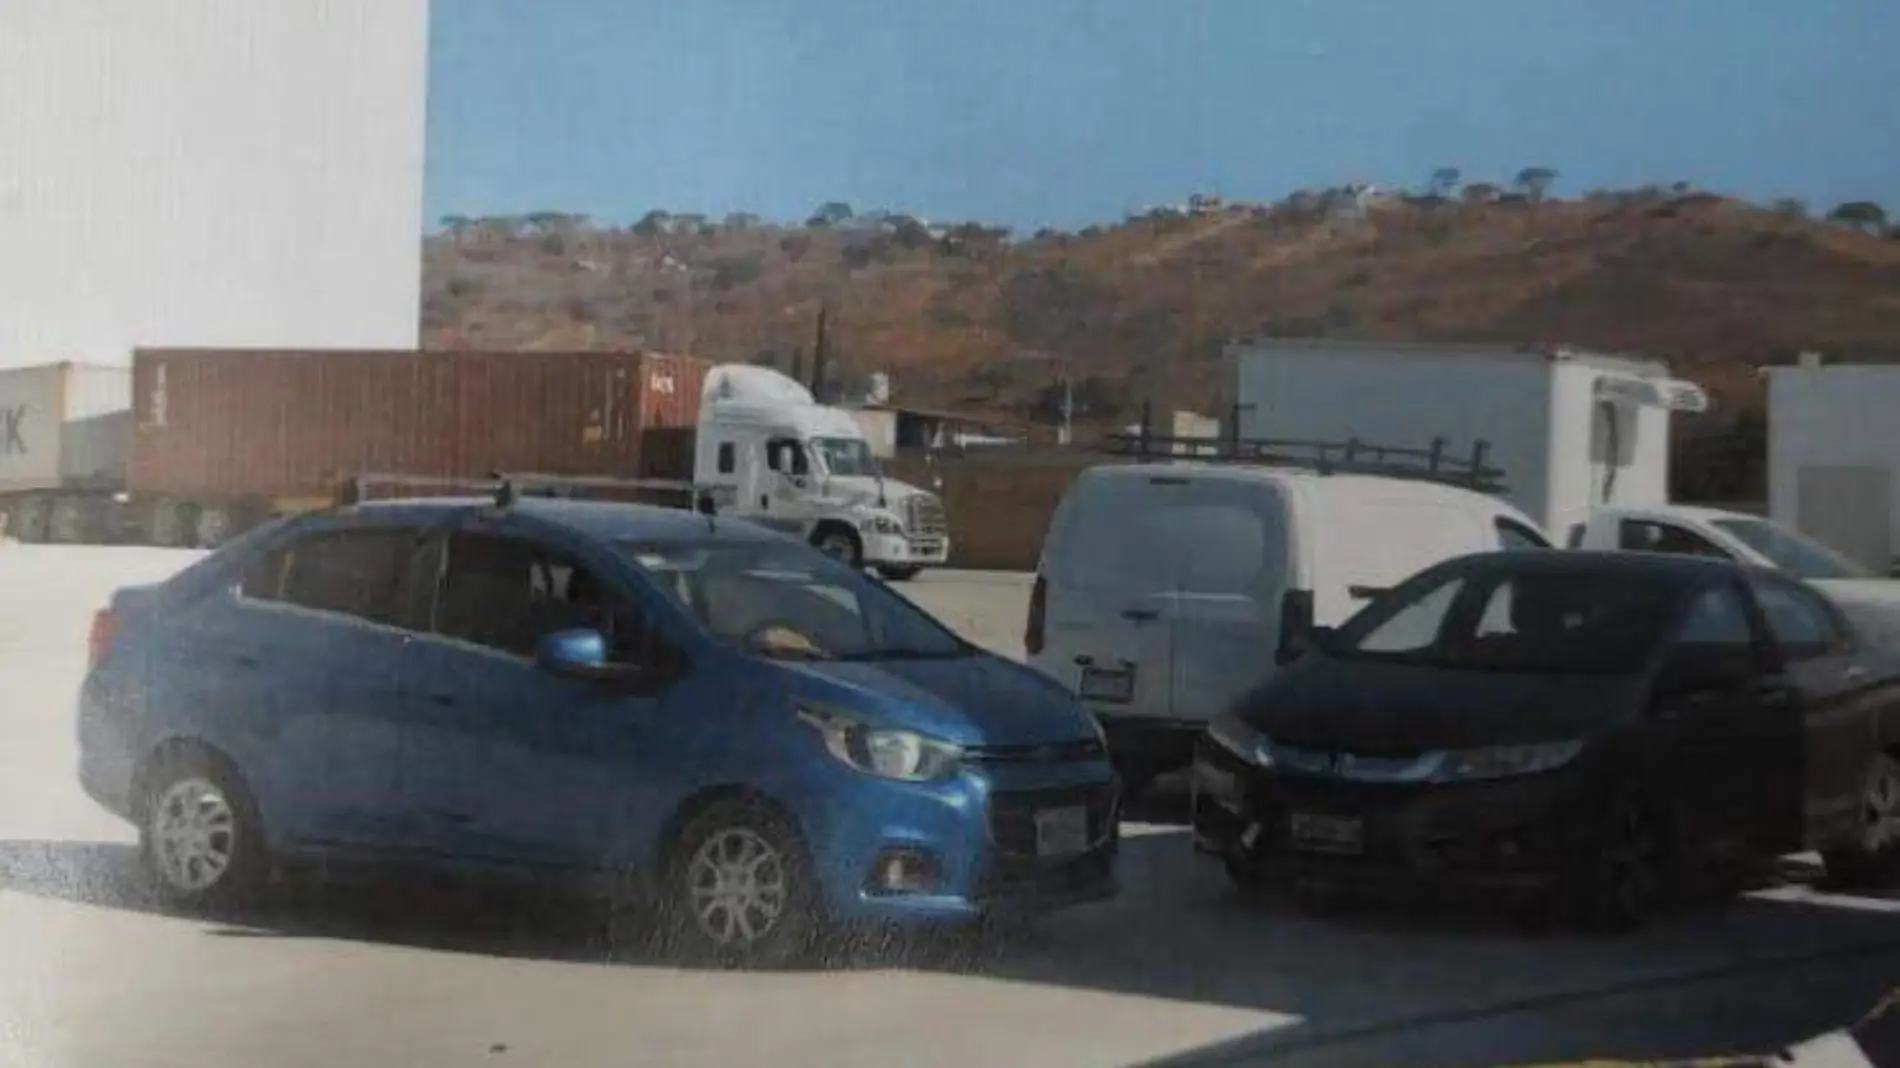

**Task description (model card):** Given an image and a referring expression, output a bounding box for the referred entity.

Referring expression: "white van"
[1025,464,1551,791]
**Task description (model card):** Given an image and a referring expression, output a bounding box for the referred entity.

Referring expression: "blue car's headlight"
[798,705,963,782]
[1430,740,1583,783]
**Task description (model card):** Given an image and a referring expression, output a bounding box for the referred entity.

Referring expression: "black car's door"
[1647,578,1798,853]
[1743,573,1878,851]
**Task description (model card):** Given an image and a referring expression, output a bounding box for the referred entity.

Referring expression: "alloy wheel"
[149,777,239,894]
[684,827,789,948]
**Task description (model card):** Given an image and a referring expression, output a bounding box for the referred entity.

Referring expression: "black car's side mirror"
[1276,625,1334,666]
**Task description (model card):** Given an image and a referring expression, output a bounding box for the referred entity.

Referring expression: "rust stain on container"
[128,348,709,499]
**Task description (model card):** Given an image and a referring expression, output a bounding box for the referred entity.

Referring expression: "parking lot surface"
[1,548,1897,1068]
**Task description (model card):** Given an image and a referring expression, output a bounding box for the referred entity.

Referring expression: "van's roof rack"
[1100,403,1506,492]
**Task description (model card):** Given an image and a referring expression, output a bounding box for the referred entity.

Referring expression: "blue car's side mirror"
[535,628,637,684]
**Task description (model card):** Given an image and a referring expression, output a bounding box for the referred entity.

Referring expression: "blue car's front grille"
[986,782,1119,858]
[964,738,1106,766]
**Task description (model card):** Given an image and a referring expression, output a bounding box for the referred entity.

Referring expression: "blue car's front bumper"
[804,758,1120,925]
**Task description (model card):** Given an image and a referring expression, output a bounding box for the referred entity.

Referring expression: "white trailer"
[1223,339,1709,538]
[0,363,133,541]
[1765,359,1900,574]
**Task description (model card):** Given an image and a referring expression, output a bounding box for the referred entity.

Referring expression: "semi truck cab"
[695,366,950,580]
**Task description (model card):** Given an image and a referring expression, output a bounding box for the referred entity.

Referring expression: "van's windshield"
[619,539,970,661]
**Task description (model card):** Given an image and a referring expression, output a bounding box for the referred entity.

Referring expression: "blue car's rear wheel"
[664,800,822,967]
[136,747,268,911]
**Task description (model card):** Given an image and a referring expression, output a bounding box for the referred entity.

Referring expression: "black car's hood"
[1238,654,1644,755]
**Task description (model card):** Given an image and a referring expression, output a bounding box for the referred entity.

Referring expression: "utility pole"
[810,300,831,402]
[1059,373,1073,445]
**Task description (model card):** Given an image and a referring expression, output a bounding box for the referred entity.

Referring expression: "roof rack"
[1099,403,1507,492]
[339,471,708,511]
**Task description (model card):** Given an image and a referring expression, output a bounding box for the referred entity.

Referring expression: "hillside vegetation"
[422,182,1900,495]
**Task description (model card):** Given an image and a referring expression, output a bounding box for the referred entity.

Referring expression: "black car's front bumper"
[1189,737,1589,892]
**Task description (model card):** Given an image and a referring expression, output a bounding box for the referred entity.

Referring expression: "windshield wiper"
[835,646,973,661]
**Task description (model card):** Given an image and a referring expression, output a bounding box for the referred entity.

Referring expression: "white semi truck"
[691,365,950,579]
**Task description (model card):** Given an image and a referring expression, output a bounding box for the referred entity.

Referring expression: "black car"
[1190,550,1900,929]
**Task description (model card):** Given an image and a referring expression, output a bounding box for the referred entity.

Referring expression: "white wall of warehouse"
[0,0,429,370]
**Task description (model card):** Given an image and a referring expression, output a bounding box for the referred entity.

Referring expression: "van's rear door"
[1165,477,1293,726]
[1033,470,1179,719]
[1308,488,1493,625]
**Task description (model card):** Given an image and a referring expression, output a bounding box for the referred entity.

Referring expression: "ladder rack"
[1100,402,1507,492]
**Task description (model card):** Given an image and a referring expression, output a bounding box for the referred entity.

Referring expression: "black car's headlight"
[798,705,962,782]
[1430,740,1583,783]
[1206,714,1274,768]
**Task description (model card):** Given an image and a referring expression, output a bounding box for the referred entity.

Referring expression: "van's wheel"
[1822,752,1900,888]
[662,800,822,967]
[876,565,923,582]
[1561,800,1666,934]
[812,526,863,569]
[137,748,269,912]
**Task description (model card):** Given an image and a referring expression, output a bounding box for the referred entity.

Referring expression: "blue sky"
[425,0,1900,232]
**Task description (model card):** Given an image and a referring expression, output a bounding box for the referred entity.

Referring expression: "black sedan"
[1191,550,1900,930]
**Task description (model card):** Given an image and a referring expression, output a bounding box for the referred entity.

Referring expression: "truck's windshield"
[812,436,878,477]
[1710,518,1871,580]
[619,539,969,661]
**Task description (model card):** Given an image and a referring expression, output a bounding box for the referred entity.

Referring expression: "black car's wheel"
[1562,801,1666,934]
[662,800,822,967]
[137,747,269,912]
[1822,751,1900,888]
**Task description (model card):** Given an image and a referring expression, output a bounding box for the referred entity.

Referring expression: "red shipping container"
[128,348,709,501]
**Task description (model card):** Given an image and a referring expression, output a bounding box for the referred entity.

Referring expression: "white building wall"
[1765,364,1900,566]
[0,0,430,369]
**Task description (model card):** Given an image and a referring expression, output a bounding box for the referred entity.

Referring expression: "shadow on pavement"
[3,831,1898,1067]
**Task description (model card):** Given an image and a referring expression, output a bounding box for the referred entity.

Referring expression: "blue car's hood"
[775,654,1096,747]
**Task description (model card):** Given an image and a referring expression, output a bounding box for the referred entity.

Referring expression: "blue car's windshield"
[618,539,970,661]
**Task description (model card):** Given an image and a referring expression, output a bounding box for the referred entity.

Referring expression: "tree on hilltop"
[1514,167,1559,202]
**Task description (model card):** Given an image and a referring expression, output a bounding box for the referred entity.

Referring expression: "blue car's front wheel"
[663,799,823,967]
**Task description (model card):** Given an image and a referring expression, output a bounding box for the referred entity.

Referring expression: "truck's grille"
[904,494,948,537]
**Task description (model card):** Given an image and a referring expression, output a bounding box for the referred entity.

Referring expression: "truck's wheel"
[812,526,863,569]
[876,565,923,582]
[192,506,233,549]
[47,497,85,544]
[6,497,49,543]
[146,502,189,548]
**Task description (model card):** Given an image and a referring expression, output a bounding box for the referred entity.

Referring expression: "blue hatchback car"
[78,495,1118,962]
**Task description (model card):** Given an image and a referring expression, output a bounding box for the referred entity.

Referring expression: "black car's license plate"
[1077,665,1134,703]
[1288,812,1364,855]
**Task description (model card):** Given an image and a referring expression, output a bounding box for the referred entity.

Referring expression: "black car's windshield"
[1711,518,1870,580]
[812,437,878,478]
[1330,563,1683,674]
[619,538,968,661]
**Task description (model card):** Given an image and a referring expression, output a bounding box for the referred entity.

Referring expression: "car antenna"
[695,490,718,532]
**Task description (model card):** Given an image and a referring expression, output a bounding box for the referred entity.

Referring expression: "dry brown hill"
[421,187,1900,497]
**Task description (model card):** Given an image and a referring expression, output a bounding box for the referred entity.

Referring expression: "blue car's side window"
[238,527,416,628]
[433,532,665,667]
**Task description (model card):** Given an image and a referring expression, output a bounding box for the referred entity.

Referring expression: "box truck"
[1764,358,1900,576]
[0,362,135,543]
[1222,339,1710,538]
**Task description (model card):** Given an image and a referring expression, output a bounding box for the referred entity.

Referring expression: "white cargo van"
[1025,464,1550,790]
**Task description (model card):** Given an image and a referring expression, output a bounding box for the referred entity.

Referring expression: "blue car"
[78,494,1118,962]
